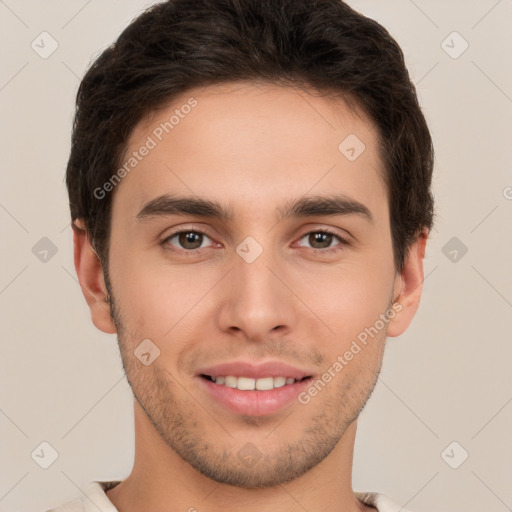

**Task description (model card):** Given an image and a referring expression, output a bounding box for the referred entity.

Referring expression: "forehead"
[112,81,387,221]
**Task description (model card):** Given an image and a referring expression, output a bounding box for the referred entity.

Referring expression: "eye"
[296,229,348,253]
[161,227,349,257]
[162,229,215,253]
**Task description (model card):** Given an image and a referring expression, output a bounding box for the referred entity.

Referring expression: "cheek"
[302,258,393,334]
[110,228,395,344]
[110,253,219,340]
[314,271,390,392]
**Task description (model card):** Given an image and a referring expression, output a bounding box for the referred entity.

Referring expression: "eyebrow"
[136,193,374,224]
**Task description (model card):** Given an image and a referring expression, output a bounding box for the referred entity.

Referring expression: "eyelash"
[160,228,349,256]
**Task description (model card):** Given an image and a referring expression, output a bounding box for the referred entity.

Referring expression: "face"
[91,81,412,488]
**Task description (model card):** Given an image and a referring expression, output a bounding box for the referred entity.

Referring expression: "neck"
[106,399,372,512]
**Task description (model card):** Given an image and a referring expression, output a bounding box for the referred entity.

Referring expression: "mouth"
[197,366,314,416]
[195,360,315,416]
[200,374,312,390]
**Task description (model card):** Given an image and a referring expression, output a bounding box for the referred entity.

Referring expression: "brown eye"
[297,230,348,253]
[308,232,334,249]
[164,230,213,252]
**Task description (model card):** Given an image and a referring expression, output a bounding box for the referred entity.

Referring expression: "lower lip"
[197,376,312,416]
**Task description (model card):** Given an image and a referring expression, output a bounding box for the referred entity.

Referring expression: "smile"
[201,374,308,391]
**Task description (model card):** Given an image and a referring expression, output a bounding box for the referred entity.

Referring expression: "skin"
[74,81,427,512]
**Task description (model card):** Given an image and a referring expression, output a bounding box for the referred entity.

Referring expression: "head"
[70,0,434,489]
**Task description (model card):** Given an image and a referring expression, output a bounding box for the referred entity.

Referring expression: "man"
[50,0,434,510]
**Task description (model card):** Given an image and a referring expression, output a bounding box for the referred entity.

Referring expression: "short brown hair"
[66,0,435,273]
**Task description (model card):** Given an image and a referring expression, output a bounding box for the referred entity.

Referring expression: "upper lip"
[196,360,314,380]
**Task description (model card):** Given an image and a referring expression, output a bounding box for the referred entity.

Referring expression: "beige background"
[1,1,511,511]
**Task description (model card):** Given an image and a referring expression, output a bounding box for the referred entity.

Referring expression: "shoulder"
[44,498,83,512]
[355,491,417,512]
[44,481,121,512]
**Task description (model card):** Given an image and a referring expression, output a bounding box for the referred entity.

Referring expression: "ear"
[72,219,116,334]
[386,228,428,338]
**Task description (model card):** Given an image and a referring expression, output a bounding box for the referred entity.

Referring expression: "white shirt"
[45,480,416,512]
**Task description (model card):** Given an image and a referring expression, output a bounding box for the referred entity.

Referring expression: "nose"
[216,245,299,343]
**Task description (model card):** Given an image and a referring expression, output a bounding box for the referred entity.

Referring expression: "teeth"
[256,377,274,390]
[224,376,238,388]
[209,375,299,390]
[273,376,286,388]
[237,377,256,390]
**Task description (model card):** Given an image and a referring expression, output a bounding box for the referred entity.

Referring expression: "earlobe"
[386,229,428,338]
[72,219,116,334]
